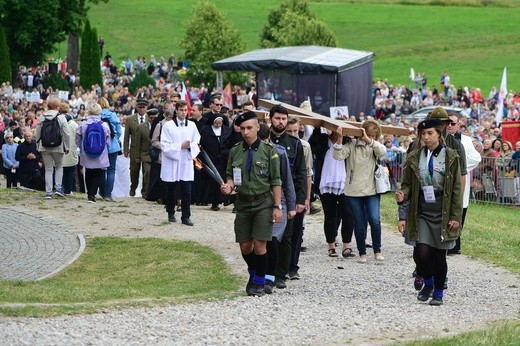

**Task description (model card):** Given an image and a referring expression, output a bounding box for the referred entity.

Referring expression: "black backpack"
[40,116,62,147]
[102,118,116,138]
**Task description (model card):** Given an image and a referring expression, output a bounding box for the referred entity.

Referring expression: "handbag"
[374,160,391,194]
[148,144,160,162]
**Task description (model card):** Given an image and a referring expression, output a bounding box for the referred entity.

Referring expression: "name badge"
[233,167,242,186]
[422,185,436,203]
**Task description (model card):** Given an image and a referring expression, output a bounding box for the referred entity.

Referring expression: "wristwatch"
[274,204,283,210]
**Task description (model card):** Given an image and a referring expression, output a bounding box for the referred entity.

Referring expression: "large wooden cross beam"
[257,99,412,137]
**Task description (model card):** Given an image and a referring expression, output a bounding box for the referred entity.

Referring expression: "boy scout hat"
[136,98,148,107]
[234,111,257,126]
[147,108,159,116]
[417,118,442,131]
[428,107,449,121]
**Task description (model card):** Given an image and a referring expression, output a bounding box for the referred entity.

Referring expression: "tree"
[89,27,103,88]
[0,0,108,79]
[179,0,245,86]
[64,0,109,74]
[260,0,337,48]
[79,20,93,90]
[0,0,66,80]
[0,26,11,84]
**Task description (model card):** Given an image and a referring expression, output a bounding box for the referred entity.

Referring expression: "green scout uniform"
[227,138,281,242]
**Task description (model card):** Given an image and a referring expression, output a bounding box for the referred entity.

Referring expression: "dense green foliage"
[178,0,245,85]
[79,20,92,89]
[0,26,11,84]
[260,0,337,48]
[43,72,71,91]
[79,21,102,90]
[87,0,520,91]
[128,69,155,95]
[89,27,103,88]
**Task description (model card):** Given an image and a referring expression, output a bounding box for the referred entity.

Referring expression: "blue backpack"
[83,121,106,158]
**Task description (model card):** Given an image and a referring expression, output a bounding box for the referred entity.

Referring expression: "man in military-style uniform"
[134,108,158,199]
[124,98,148,196]
[220,111,282,297]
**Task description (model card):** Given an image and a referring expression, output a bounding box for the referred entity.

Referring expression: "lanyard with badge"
[422,149,436,203]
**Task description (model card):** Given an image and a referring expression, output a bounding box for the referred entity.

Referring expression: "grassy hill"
[85,0,520,91]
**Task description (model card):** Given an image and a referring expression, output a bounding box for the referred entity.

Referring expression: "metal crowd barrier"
[383,155,520,206]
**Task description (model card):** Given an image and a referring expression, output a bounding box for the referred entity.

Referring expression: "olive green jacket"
[400,146,463,242]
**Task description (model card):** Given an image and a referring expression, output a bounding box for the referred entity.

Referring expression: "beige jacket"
[332,138,386,197]
[35,110,71,154]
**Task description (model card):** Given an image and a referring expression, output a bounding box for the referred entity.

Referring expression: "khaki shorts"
[234,194,274,243]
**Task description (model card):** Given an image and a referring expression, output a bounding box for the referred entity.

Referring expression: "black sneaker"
[288,271,300,280]
[417,285,434,301]
[274,277,286,289]
[429,296,443,306]
[87,195,96,204]
[414,276,424,291]
[247,284,265,297]
[264,280,274,294]
[168,213,176,223]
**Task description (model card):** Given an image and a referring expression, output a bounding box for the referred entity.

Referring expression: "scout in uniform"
[220,111,282,297]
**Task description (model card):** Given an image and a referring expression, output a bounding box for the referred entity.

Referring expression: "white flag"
[496,67,507,123]
[410,68,415,81]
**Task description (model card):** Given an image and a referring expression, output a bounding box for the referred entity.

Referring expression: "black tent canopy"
[212,46,374,116]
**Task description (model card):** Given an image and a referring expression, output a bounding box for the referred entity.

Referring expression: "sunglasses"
[449,122,458,126]
[213,103,223,107]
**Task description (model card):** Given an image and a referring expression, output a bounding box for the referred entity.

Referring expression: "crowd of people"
[1,59,520,302]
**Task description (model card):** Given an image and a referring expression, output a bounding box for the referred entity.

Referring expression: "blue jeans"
[347,194,381,256]
[100,152,118,198]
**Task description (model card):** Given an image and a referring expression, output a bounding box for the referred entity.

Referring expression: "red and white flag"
[223,82,233,110]
[496,67,507,123]
[180,82,192,116]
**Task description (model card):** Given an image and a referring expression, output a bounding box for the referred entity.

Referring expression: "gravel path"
[0,193,519,345]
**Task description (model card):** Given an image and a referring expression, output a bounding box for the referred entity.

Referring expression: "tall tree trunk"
[67,33,79,74]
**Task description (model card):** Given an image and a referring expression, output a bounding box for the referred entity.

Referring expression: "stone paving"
[0,206,85,281]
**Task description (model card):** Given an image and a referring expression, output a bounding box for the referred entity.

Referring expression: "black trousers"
[85,168,104,198]
[165,180,192,220]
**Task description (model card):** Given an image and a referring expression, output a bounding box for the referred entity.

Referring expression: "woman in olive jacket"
[396,118,463,306]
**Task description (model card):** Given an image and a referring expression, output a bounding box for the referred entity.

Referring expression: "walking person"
[61,103,79,195]
[199,114,233,211]
[124,98,148,197]
[160,100,200,226]
[318,131,355,258]
[35,97,70,198]
[331,120,386,263]
[134,108,158,199]
[220,111,282,297]
[98,97,122,202]
[76,103,111,203]
[396,118,463,306]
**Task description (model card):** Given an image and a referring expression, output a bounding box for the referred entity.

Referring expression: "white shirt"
[160,119,200,182]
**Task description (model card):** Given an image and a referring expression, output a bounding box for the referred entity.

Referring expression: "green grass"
[80,0,520,90]
[397,320,520,346]
[0,237,240,317]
